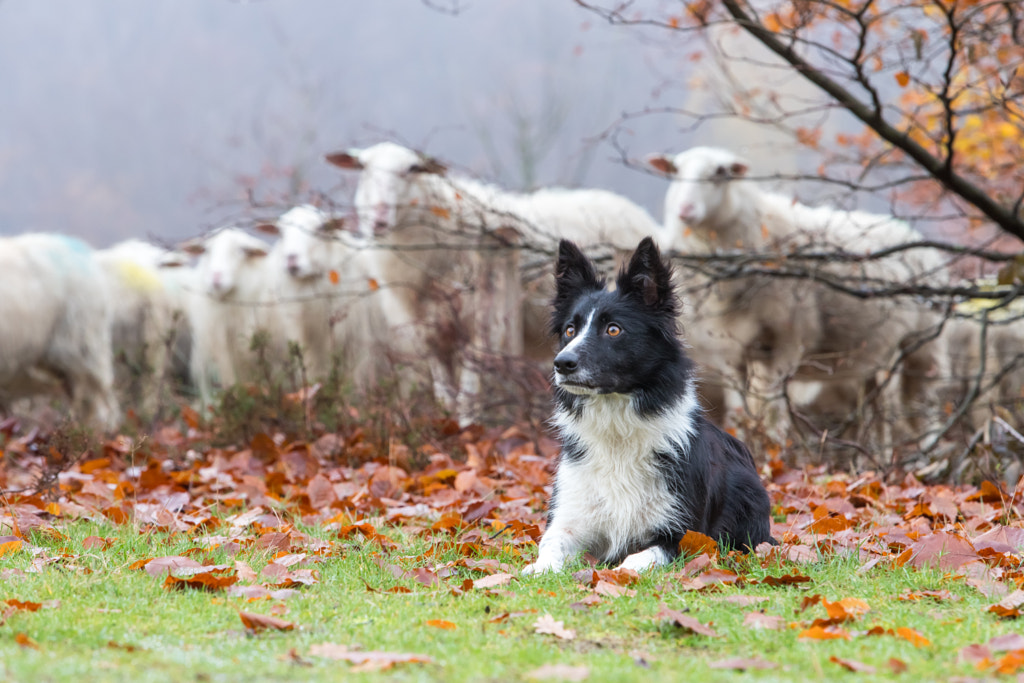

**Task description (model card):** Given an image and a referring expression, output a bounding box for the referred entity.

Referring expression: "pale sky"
[0,1,703,245]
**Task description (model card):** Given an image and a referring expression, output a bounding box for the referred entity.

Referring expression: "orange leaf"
[5,599,43,612]
[895,71,910,87]
[328,270,340,285]
[15,633,39,650]
[678,530,718,557]
[0,540,23,558]
[798,625,851,641]
[367,278,379,291]
[425,619,457,630]
[895,627,931,648]
[822,597,870,620]
[996,650,1024,675]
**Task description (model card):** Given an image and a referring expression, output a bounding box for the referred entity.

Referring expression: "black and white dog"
[522,237,775,574]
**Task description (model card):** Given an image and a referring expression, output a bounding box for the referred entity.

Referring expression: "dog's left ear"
[618,237,676,316]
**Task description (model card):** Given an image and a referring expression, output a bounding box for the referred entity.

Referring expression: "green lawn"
[2,517,1021,682]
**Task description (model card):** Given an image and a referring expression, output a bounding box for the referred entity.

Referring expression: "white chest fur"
[550,390,698,561]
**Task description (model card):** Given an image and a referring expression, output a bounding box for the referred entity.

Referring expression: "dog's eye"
[565,324,576,338]
[607,324,622,337]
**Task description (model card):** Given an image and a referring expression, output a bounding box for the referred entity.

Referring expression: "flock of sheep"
[1,141,1020,454]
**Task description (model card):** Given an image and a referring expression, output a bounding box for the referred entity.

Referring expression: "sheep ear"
[409,157,446,175]
[319,217,346,232]
[243,245,269,259]
[325,150,364,170]
[618,237,676,314]
[180,239,206,256]
[729,161,749,177]
[646,154,677,175]
[159,251,191,268]
[254,223,280,236]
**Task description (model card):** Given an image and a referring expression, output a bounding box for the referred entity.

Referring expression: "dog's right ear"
[555,240,601,295]
[550,240,601,334]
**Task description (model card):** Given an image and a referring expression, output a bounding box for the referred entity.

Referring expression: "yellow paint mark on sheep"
[115,261,161,293]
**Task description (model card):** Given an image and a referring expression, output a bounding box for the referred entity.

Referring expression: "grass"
[1,517,1020,683]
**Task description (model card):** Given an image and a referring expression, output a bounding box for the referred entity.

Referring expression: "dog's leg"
[521,524,579,575]
[616,546,672,572]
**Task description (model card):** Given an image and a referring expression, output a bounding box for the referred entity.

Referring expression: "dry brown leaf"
[526,664,590,681]
[308,643,433,669]
[593,580,637,598]
[830,656,875,673]
[656,604,719,637]
[742,612,785,630]
[473,573,514,589]
[143,556,202,578]
[708,657,777,671]
[533,614,576,640]
[238,610,295,633]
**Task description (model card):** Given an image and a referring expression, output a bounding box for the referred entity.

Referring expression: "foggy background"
[0,0,734,246]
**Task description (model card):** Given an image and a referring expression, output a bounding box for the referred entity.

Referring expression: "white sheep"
[325,141,662,423]
[95,239,194,417]
[0,233,119,430]
[945,292,1024,429]
[647,146,950,448]
[182,227,272,406]
[256,204,390,388]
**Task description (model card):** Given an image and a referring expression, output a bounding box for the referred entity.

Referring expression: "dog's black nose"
[553,352,578,375]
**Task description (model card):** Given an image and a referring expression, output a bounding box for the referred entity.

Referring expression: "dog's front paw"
[521,557,562,576]
[616,547,670,573]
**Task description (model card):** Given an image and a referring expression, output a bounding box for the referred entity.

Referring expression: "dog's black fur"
[523,237,775,574]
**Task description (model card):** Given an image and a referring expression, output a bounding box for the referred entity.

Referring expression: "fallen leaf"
[742,612,785,630]
[238,611,295,633]
[830,656,875,673]
[473,573,514,589]
[678,530,718,557]
[425,619,456,630]
[143,556,202,578]
[526,664,590,681]
[887,658,908,673]
[988,633,1024,652]
[895,627,930,647]
[533,614,576,640]
[989,589,1024,618]
[15,633,39,650]
[798,625,851,641]
[0,539,23,558]
[593,580,637,598]
[656,604,718,637]
[308,643,432,669]
[708,657,777,671]
[164,570,239,592]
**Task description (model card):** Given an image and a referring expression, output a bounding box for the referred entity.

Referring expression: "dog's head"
[550,237,690,402]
